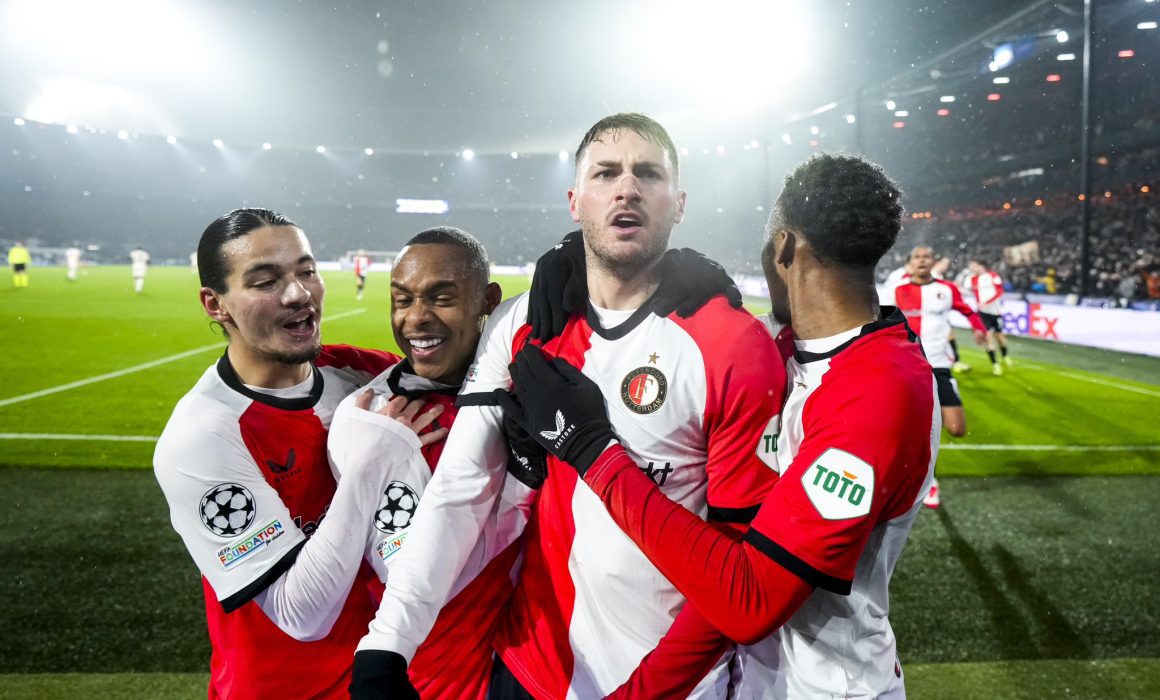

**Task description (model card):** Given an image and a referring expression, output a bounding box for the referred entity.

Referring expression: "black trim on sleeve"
[219,539,307,613]
[707,503,761,525]
[216,353,323,411]
[742,528,853,595]
[456,391,501,407]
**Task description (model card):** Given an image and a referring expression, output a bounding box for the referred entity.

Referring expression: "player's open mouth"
[610,211,643,233]
[282,315,318,339]
[408,336,445,359]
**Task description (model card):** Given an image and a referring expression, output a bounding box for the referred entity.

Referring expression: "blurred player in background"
[967,257,1012,375]
[65,244,82,281]
[354,249,372,300]
[154,208,442,699]
[896,245,987,507]
[130,245,150,293]
[8,240,31,288]
[499,153,938,698]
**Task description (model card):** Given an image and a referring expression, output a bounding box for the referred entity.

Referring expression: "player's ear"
[201,287,231,324]
[775,228,796,267]
[482,282,502,315]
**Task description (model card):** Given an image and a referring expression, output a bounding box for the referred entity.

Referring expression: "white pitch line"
[0,433,158,442]
[1018,361,1160,399]
[0,307,367,409]
[943,444,1160,452]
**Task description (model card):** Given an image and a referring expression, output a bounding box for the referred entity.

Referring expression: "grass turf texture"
[3,266,1160,695]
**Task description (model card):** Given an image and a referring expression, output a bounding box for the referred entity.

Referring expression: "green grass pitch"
[2,265,1159,697]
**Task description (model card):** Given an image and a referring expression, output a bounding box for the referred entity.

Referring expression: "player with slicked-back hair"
[155,208,446,699]
[500,152,941,698]
[574,112,680,179]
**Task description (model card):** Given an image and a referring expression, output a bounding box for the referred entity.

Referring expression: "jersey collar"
[385,359,461,398]
[794,306,913,364]
[216,353,324,410]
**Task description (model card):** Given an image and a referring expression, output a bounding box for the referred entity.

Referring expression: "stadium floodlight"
[892,121,905,129]
[1046,74,1062,82]
[991,44,1014,71]
[213,138,224,148]
[1139,21,1158,30]
[364,147,374,156]
[558,150,569,161]
[716,144,726,155]
[1056,30,1069,43]
[315,145,326,154]
[749,139,760,148]
[462,148,475,161]
[13,117,26,126]
[885,100,897,110]
[1119,49,1136,58]
[510,151,518,159]
[396,198,449,214]
[936,108,950,116]
[939,95,956,103]
[993,76,1011,84]
[117,130,129,140]
[809,126,819,135]
[894,110,909,117]
[987,93,1002,101]
[166,135,177,144]
[845,114,856,124]
[66,124,78,133]
[781,133,792,145]
[261,142,272,151]
[1057,53,1076,61]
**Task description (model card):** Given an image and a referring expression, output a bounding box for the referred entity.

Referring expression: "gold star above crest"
[648,352,660,364]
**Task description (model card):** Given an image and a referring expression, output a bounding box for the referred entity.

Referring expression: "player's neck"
[788,270,879,341]
[227,346,312,389]
[585,257,662,311]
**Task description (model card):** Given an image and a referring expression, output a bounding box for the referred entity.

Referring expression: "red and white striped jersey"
[967,270,1004,315]
[894,279,985,368]
[154,345,396,700]
[358,291,784,699]
[328,360,532,700]
[354,255,371,277]
[737,311,939,698]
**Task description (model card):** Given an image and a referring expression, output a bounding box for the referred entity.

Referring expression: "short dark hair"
[772,154,903,268]
[401,226,490,285]
[575,112,679,179]
[198,208,298,293]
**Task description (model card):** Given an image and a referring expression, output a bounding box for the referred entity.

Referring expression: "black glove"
[501,409,548,489]
[651,248,743,318]
[527,230,587,342]
[494,346,616,477]
[349,650,419,700]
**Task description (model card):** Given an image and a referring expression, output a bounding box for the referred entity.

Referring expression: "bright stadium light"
[510,151,519,159]
[894,110,909,117]
[364,147,374,156]
[782,133,792,145]
[993,76,1011,84]
[558,150,569,161]
[885,100,897,110]
[166,135,177,144]
[315,145,326,154]
[845,114,856,124]
[396,198,449,214]
[261,142,272,151]
[117,129,129,140]
[1058,53,1076,61]
[991,45,1015,71]
[462,148,475,161]
[66,124,78,133]
[940,95,956,103]
[1056,30,1069,43]
[809,126,819,135]
[716,144,726,155]
[212,138,224,148]
[13,117,25,126]
[1139,21,1158,30]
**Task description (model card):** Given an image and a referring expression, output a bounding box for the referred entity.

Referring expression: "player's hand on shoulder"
[652,247,742,318]
[354,389,448,447]
[528,229,588,342]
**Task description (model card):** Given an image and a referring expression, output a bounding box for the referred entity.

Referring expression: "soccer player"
[65,245,82,281]
[351,113,783,698]
[896,245,987,508]
[966,257,1012,375]
[153,208,444,699]
[328,226,538,700]
[354,249,372,300]
[500,153,939,698]
[130,245,150,293]
[8,241,30,288]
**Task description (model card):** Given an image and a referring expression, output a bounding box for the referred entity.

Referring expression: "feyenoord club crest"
[621,366,667,414]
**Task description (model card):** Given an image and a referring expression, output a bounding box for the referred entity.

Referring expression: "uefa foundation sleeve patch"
[801,448,875,520]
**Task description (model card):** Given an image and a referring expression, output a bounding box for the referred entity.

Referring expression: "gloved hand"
[349,650,419,700]
[651,248,743,318]
[493,345,616,477]
[501,408,548,489]
[527,230,587,342]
